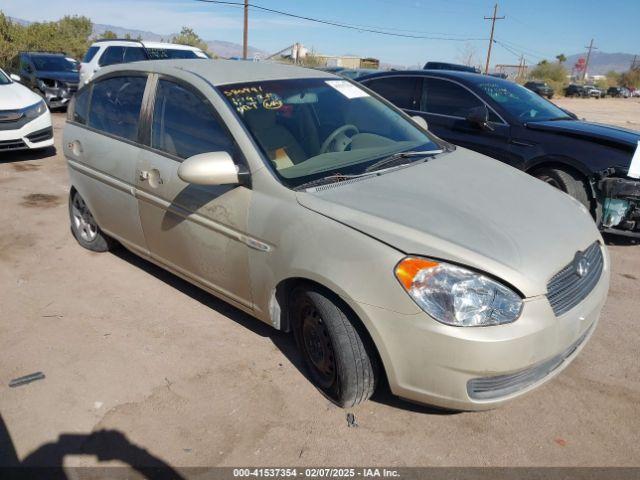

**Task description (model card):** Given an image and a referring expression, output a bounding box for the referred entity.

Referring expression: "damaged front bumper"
[37,82,78,109]
[596,168,640,237]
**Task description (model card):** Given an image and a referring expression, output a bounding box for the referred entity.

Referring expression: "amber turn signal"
[395,257,440,290]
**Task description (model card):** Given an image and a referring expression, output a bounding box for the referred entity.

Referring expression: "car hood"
[526,119,640,151]
[296,148,601,297]
[0,82,42,109]
[37,71,79,84]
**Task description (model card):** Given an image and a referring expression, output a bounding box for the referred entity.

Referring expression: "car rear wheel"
[291,286,378,407]
[69,190,115,252]
[533,167,591,211]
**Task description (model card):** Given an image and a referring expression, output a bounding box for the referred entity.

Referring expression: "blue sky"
[3,0,639,66]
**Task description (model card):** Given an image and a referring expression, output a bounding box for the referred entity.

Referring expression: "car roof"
[22,52,65,57]
[96,59,338,86]
[90,40,204,51]
[357,69,495,85]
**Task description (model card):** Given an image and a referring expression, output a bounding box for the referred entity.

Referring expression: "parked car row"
[62,59,610,411]
[357,69,640,238]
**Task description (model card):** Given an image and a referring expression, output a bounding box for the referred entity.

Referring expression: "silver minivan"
[64,60,609,410]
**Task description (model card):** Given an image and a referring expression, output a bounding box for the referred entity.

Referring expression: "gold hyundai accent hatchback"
[64,60,609,410]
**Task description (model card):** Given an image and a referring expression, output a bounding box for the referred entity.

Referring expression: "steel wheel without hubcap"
[71,194,98,242]
[300,304,336,388]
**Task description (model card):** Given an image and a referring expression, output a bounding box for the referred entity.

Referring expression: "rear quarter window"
[364,77,419,110]
[88,76,147,141]
[82,46,100,63]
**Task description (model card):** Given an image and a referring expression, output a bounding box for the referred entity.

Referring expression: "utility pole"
[484,3,505,75]
[517,55,524,79]
[631,55,639,71]
[242,0,249,60]
[582,38,597,81]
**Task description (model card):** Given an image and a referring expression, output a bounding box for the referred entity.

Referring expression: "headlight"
[395,257,523,327]
[23,100,48,120]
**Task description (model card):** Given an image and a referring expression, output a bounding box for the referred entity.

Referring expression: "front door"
[135,77,253,309]
[413,77,517,166]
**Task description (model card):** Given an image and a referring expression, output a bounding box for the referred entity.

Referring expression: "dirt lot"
[554,96,640,130]
[1,109,639,470]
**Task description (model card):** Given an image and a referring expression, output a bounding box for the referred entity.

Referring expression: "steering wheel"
[320,124,359,154]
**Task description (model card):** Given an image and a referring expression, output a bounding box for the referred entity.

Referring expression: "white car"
[0,69,53,152]
[79,39,209,84]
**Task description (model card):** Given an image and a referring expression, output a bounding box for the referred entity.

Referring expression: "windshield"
[222,78,441,188]
[0,69,10,85]
[477,79,570,122]
[31,55,76,72]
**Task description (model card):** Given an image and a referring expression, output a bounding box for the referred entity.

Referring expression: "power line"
[195,0,488,41]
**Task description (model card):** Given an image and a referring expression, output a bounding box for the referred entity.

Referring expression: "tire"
[547,94,554,99]
[533,167,591,211]
[291,286,378,407]
[69,190,115,252]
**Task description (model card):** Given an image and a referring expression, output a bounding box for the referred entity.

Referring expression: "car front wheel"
[69,190,115,252]
[291,286,378,407]
[533,167,591,211]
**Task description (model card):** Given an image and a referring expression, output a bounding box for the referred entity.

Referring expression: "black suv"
[358,70,640,237]
[564,84,587,98]
[9,52,80,109]
[524,81,554,99]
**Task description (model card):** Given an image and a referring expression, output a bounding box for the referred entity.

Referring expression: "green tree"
[620,69,640,89]
[529,61,568,96]
[0,12,22,69]
[99,30,118,40]
[171,26,208,52]
[556,53,566,64]
[0,12,92,65]
[605,70,621,88]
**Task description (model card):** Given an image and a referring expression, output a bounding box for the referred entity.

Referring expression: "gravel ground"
[553,97,640,131]
[0,111,639,470]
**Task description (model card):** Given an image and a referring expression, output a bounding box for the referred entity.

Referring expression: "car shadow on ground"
[0,414,183,479]
[111,247,457,416]
[0,147,57,164]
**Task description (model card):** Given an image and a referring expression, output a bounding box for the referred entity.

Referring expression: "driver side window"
[422,78,500,122]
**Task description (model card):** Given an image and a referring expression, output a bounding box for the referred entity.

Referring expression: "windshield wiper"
[364,149,443,173]
[293,172,377,191]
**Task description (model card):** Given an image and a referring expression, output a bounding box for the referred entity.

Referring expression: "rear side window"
[123,47,147,62]
[422,78,483,118]
[70,87,90,124]
[364,77,419,110]
[88,76,147,141]
[151,79,233,159]
[99,46,125,66]
[82,46,100,63]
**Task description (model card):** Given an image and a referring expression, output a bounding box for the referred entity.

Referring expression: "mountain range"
[564,52,638,75]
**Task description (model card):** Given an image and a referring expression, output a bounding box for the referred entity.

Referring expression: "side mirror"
[177,152,241,186]
[466,105,494,131]
[10,73,21,82]
[411,115,428,130]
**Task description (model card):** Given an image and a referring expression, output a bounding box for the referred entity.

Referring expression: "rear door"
[64,73,150,254]
[416,77,514,164]
[135,75,254,309]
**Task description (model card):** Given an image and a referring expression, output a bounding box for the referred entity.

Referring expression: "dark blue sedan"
[358,70,640,237]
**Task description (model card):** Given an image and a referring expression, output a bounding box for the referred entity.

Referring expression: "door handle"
[139,169,163,187]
